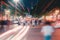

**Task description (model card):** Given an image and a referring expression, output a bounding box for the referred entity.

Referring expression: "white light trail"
[0,25,23,39]
[19,2,25,10]
[11,26,27,40]
[16,26,30,40]
[8,1,21,12]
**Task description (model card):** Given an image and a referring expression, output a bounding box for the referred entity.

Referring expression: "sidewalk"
[52,28,60,40]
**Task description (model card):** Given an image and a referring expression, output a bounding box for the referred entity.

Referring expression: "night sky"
[23,0,38,9]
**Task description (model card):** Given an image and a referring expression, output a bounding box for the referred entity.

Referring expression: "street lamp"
[13,0,19,5]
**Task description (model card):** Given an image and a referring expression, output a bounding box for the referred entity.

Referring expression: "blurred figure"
[0,14,3,30]
[51,21,55,27]
[41,21,54,40]
[3,15,8,31]
[38,20,41,25]
[32,19,35,27]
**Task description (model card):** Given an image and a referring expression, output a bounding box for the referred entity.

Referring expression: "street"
[0,25,60,40]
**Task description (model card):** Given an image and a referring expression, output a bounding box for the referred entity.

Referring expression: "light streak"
[0,25,23,39]
[8,1,22,13]
[16,26,30,40]
[19,2,25,10]
[11,26,27,40]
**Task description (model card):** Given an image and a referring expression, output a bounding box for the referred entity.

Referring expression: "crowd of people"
[17,16,41,26]
[0,15,41,32]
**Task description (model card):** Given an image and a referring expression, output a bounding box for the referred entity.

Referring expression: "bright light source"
[13,0,19,4]
[55,10,59,15]
[4,9,10,15]
[5,9,10,12]
[55,10,59,13]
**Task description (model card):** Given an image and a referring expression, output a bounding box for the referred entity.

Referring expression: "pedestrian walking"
[41,21,54,40]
